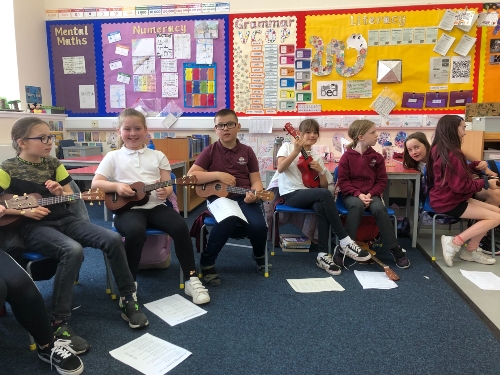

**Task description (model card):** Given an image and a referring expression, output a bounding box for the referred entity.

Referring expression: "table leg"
[182,163,188,219]
[412,176,420,248]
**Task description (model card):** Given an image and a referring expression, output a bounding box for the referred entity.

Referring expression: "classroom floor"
[407,211,500,335]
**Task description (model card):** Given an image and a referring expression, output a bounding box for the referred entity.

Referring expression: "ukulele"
[195,181,274,201]
[357,241,400,281]
[283,122,320,188]
[104,175,197,214]
[0,189,105,226]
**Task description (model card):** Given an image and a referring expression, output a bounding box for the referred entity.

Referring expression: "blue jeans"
[20,214,135,321]
[342,195,398,249]
[200,196,268,267]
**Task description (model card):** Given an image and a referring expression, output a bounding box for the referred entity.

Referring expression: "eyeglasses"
[215,122,237,130]
[26,135,56,144]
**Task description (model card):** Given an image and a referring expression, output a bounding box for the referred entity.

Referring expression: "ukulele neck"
[143,180,172,193]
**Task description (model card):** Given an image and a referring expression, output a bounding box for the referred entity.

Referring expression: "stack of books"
[279,234,311,252]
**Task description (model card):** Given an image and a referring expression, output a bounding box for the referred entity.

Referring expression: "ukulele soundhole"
[214,183,222,191]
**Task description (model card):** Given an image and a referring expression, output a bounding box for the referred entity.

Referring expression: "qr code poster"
[450,56,471,84]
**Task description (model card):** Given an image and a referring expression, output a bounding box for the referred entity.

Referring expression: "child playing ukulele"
[92,108,210,304]
[276,118,371,275]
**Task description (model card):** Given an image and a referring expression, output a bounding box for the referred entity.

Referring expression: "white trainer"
[185,277,211,304]
[441,235,461,267]
[459,249,496,265]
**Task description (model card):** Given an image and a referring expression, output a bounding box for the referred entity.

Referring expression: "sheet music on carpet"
[354,270,398,289]
[109,333,191,375]
[460,269,500,290]
[144,294,207,326]
[287,277,345,293]
[207,197,248,223]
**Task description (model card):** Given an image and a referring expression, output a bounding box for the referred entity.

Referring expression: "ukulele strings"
[143,180,173,192]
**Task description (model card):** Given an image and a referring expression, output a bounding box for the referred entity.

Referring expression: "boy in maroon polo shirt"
[188,108,269,286]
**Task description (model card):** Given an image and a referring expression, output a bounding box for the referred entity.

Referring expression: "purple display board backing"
[101,19,227,114]
[49,23,97,114]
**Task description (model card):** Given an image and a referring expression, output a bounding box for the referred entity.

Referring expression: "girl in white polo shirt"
[92,108,210,305]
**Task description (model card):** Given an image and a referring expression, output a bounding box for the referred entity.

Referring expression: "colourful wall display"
[47,15,229,116]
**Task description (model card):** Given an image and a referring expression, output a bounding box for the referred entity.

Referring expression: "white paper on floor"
[460,269,500,290]
[354,270,398,289]
[286,277,345,293]
[144,294,207,326]
[109,333,191,375]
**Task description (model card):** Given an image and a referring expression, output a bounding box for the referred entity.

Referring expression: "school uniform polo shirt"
[194,139,259,189]
[95,146,170,210]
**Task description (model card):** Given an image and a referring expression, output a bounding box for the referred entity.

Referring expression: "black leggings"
[113,204,196,280]
[0,250,53,345]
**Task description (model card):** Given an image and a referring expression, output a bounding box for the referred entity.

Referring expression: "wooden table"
[264,160,421,248]
[68,159,189,219]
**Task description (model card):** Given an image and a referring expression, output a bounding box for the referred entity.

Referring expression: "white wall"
[14,0,52,110]
[0,1,19,102]
[44,0,474,13]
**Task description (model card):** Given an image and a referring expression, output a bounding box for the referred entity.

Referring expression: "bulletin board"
[230,4,485,116]
[46,15,229,117]
[478,3,500,103]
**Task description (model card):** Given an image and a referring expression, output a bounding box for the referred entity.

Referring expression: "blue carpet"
[1,202,500,374]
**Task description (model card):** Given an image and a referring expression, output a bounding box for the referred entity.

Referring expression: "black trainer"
[120,299,149,329]
[390,247,410,269]
[332,246,345,268]
[253,254,272,275]
[53,323,90,355]
[201,265,222,286]
[38,338,84,375]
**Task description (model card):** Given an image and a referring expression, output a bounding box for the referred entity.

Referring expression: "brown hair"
[403,132,430,171]
[298,118,320,134]
[346,120,375,149]
[11,117,48,155]
[117,108,147,149]
[214,108,238,123]
[427,115,469,188]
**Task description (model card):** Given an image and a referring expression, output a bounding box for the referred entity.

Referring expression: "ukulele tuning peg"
[13,195,18,199]
[20,210,25,215]
[89,202,93,205]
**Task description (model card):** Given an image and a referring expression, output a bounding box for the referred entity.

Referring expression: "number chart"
[183,63,217,108]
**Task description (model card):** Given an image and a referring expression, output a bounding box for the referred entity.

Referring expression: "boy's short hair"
[214,108,238,123]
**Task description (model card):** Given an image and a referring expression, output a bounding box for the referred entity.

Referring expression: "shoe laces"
[49,340,75,370]
[334,249,353,270]
[319,254,335,269]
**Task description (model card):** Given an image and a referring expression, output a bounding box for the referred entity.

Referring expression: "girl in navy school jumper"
[276,118,372,276]
[337,119,410,268]
[91,108,210,305]
[428,115,500,267]
[0,117,148,355]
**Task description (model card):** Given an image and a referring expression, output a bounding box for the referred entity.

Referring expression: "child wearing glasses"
[187,108,268,286]
[0,117,149,355]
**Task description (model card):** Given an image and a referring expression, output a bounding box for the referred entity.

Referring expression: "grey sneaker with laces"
[120,296,149,329]
[460,249,496,265]
[339,241,371,262]
[316,252,341,275]
[53,323,90,355]
[38,338,84,375]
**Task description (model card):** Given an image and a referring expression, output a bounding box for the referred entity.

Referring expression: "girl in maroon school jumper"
[428,115,500,267]
[187,108,268,286]
[337,119,410,268]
